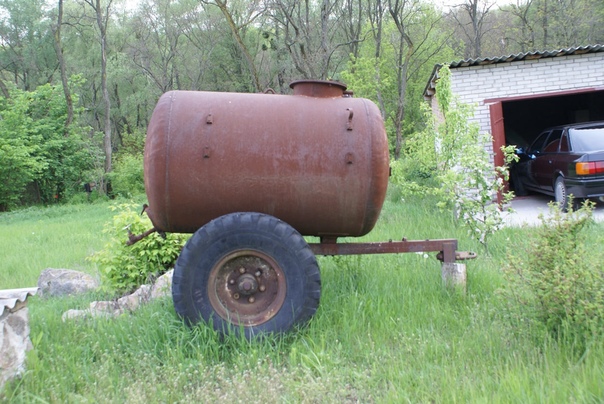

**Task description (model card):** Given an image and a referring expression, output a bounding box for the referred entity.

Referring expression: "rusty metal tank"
[144,80,390,237]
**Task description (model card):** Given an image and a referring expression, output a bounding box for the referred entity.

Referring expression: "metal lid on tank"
[290,80,347,98]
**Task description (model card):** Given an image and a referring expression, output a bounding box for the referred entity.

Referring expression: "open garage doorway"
[489,89,604,194]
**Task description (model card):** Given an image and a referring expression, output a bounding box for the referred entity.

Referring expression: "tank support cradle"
[310,237,476,291]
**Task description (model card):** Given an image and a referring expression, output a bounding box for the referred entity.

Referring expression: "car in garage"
[510,121,604,210]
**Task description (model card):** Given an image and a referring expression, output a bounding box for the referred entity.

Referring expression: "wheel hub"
[236,273,258,295]
[208,250,286,326]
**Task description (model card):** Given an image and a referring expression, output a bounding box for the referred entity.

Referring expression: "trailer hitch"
[436,250,477,262]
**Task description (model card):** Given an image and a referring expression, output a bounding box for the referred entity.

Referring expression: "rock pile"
[1,268,173,391]
[61,269,173,321]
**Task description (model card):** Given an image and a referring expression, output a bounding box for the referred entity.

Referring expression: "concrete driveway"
[503,194,604,226]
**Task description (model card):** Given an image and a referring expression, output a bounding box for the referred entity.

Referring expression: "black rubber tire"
[510,168,527,196]
[172,212,321,338]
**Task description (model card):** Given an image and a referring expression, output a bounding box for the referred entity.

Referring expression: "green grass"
[0,201,114,289]
[2,191,603,402]
[0,197,148,289]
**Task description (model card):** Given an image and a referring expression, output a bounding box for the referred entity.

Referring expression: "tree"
[449,0,497,59]
[0,0,56,91]
[267,0,352,81]
[387,0,448,158]
[0,82,93,209]
[343,1,452,158]
[80,0,114,185]
[202,0,264,92]
[52,0,74,131]
[0,91,45,210]
[501,0,537,52]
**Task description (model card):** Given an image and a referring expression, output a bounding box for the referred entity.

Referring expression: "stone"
[61,269,174,321]
[117,284,151,312]
[151,269,173,299]
[37,269,99,298]
[0,288,37,390]
[89,301,122,317]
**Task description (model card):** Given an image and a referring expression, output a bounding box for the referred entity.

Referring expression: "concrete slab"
[502,195,604,227]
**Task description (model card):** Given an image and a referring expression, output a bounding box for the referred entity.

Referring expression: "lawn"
[1,191,603,403]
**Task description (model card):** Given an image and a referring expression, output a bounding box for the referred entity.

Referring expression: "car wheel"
[554,177,577,212]
[511,168,527,196]
[172,212,321,339]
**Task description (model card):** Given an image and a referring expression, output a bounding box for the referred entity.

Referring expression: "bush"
[0,81,96,210]
[88,203,189,294]
[499,200,604,348]
[108,153,145,198]
[391,66,516,252]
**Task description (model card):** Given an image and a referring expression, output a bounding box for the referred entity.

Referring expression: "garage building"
[424,44,604,192]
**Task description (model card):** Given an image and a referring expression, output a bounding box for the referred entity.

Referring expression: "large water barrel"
[144,80,390,237]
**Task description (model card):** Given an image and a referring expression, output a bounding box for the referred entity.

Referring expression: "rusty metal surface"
[436,250,478,262]
[309,239,463,263]
[289,79,348,98]
[144,80,390,237]
[207,250,286,326]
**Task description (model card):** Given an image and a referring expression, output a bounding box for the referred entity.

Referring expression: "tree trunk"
[85,0,113,186]
[53,0,74,135]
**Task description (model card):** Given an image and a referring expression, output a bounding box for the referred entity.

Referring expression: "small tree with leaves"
[393,65,516,251]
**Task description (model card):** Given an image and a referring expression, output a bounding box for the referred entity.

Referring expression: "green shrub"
[391,66,516,252]
[88,203,189,294]
[499,200,604,348]
[108,154,145,198]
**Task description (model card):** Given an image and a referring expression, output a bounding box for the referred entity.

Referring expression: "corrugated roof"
[0,288,38,318]
[424,44,604,98]
[449,44,604,68]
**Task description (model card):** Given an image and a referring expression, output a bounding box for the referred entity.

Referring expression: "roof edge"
[423,44,604,98]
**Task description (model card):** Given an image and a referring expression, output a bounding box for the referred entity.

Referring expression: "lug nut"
[248,297,255,303]
[255,270,261,277]
[229,279,235,285]
[239,267,246,274]
[259,285,266,292]
[233,293,240,300]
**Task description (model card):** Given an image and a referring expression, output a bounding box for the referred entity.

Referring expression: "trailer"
[139,80,475,338]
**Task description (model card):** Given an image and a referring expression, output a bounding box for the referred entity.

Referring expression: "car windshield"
[569,127,604,152]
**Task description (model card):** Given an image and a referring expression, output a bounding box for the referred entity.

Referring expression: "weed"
[499,200,604,349]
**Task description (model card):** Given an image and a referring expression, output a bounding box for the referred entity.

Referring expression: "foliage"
[0,0,56,90]
[392,66,516,251]
[499,200,604,349]
[107,153,145,198]
[0,81,94,210]
[341,13,455,158]
[88,203,189,294]
[0,0,602,208]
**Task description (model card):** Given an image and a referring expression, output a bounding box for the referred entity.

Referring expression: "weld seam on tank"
[361,97,384,236]
[164,91,176,230]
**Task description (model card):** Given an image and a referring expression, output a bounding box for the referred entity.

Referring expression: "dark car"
[511,121,604,209]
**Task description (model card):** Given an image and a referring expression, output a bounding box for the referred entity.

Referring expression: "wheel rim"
[555,179,566,206]
[207,250,286,326]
